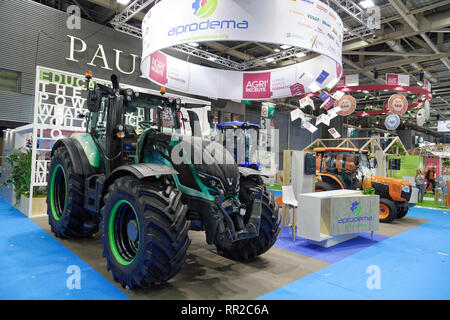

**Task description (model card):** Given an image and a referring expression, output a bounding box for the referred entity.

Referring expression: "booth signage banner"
[386,73,409,86]
[337,74,359,87]
[332,90,345,100]
[388,94,408,115]
[261,102,276,119]
[328,127,341,138]
[316,113,330,126]
[291,108,305,122]
[302,120,318,133]
[320,97,335,111]
[300,96,314,109]
[327,106,341,120]
[335,95,356,116]
[437,120,450,132]
[290,83,305,97]
[141,0,344,100]
[385,114,400,130]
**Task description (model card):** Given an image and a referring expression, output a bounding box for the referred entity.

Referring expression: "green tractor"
[47,73,280,289]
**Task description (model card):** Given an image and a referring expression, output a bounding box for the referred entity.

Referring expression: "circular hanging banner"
[385,114,400,130]
[388,94,408,115]
[335,95,356,116]
[141,0,344,100]
[417,109,426,126]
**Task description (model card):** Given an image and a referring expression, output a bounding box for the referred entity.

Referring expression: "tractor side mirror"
[372,158,378,168]
[85,70,102,112]
[87,89,102,112]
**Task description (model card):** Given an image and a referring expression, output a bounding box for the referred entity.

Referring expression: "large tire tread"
[100,176,190,289]
[47,146,99,238]
[215,176,281,261]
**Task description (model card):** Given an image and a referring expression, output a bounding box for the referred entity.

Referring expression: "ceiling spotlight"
[359,0,375,9]
[295,52,306,58]
[208,57,216,62]
[274,48,280,52]
[265,57,275,63]
[280,45,292,50]
[117,0,131,5]
[189,42,200,47]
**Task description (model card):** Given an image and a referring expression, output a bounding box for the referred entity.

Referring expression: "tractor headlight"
[401,185,411,193]
[197,171,225,191]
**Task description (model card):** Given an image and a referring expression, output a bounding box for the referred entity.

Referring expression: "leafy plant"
[443,160,450,167]
[362,187,375,195]
[2,148,32,204]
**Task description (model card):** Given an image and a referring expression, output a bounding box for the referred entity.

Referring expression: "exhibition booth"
[0,0,449,301]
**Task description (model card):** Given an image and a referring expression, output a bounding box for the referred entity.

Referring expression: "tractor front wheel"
[100,176,190,289]
[379,198,397,223]
[397,206,409,219]
[215,176,281,261]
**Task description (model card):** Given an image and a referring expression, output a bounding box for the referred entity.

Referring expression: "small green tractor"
[47,73,280,289]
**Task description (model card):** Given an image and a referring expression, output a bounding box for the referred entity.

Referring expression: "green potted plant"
[2,148,46,215]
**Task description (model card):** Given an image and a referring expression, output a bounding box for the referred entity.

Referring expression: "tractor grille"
[401,190,412,202]
[371,182,390,198]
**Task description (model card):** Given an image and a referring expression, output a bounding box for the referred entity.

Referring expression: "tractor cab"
[216,121,260,170]
[314,147,371,190]
[84,73,182,174]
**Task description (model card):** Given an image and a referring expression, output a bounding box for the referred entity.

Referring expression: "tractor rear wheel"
[396,206,409,219]
[315,181,335,192]
[215,176,281,261]
[47,146,99,238]
[379,198,397,223]
[100,176,190,289]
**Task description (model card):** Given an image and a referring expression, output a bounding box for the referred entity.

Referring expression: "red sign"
[388,94,408,115]
[290,83,305,97]
[321,98,335,111]
[386,73,399,86]
[335,95,356,116]
[243,72,273,99]
[149,51,168,85]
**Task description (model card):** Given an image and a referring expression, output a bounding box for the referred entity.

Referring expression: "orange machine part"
[364,176,411,202]
[316,173,345,189]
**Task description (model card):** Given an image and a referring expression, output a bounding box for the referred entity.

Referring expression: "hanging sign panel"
[141,0,344,100]
[386,73,410,86]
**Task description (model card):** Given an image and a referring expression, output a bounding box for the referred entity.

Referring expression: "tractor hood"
[366,176,411,186]
[175,136,240,195]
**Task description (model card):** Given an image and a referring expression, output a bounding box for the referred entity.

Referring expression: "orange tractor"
[314,148,417,223]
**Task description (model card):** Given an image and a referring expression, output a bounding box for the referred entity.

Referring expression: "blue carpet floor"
[275,228,389,263]
[258,207,450,300]
[0,198,129,300]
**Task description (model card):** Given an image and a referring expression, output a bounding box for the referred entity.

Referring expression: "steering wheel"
[139,121,157,129]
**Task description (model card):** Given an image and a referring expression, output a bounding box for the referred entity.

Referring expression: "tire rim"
[109,200,140,265]
[379,203,389,219]
[50,164,66,221]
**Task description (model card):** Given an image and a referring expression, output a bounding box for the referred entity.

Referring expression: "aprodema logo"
[351,201,362,217]
[192,0,217,19]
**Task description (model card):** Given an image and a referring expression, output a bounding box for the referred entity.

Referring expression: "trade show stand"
[298,190,379,248]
